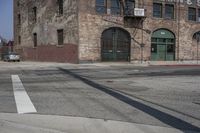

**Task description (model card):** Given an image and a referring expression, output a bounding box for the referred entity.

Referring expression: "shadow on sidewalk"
[58,67,200,133]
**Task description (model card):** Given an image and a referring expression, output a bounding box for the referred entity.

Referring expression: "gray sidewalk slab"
[0,113,195,133]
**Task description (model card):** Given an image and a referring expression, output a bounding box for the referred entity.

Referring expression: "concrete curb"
[1,61,200,68]
[0,113,198,133]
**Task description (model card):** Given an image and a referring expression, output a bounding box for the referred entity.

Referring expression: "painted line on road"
[11,75,37,114]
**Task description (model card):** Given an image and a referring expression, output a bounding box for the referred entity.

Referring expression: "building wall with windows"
[14,0,79,63]
[77,0,200,62]
[148,0,200,61]
[14,0,200,63]
[150,0,200,61]
[78,0,144,62]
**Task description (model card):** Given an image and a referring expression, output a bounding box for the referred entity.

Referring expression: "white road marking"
[11,75,37,114]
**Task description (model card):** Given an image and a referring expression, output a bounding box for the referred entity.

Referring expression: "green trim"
[151,29,175,61]
[152,29,175,39]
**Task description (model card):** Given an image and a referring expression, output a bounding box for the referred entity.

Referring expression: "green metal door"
[151,29,175,61]
[101,28,130,61]
[157,45,166,61]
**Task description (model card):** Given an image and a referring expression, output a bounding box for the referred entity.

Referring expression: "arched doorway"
[193,31,200,61]
[193,31,200,41]
[151,29,175,61]
[101,27,131,61]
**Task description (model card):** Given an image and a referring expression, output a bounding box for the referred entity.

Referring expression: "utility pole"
[197,34,200,64]
[177,0,181,61]
[140,0,145,63]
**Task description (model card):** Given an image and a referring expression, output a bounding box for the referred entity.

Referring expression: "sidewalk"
[131,61,200,66]
[0,61,200,68]
[0,113,196,133]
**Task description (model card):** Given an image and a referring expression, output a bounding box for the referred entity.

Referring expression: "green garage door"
[151,29,175,61]
[101,28,131,61]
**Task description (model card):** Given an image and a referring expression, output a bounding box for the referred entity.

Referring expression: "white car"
[3,53,20,62]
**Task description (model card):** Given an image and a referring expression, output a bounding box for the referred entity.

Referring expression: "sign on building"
[160,0,200,6]
[134,8,145,17]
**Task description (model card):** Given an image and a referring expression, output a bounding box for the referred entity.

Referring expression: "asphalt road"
[0,62,200,132]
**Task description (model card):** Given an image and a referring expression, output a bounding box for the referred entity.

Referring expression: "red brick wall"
[20,44,78,63]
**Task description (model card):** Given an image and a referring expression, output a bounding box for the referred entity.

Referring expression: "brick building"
[14,0,200,63]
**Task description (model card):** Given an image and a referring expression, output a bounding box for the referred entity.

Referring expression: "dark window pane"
[96,0,104,5]
[96,0,106,14]
[157,38,166,43]
[18,36,21,45]
[153,3,162,18]
[33,7,37,22]
[33,33,37,47]
[17,1,20,7]
[151,38,157,42]
[57,29,64,45]
[188,7,196,21]
[151,43,157,53]
[96,6,106,14]
[57,0,63,15]
[165,4,174,19]
[18,14,21,25]
[166,38,174,43]
[111,0,121,15]
[167,44,174,53]
[125,0,135,16]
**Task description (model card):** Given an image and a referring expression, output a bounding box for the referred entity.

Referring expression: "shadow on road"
[128,70,200,77]
[58,67,200,133]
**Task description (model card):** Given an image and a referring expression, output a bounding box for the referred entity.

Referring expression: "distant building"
[14,0,200,63]
[0,36,7,46]
[0,36,7,59]
[3,41,14,54]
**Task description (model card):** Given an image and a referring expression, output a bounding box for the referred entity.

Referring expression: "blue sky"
[0,0,13,40]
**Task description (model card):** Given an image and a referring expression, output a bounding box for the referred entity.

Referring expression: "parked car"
[3,53,20,62]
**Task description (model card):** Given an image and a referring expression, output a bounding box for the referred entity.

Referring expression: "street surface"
[0,61,200,133]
